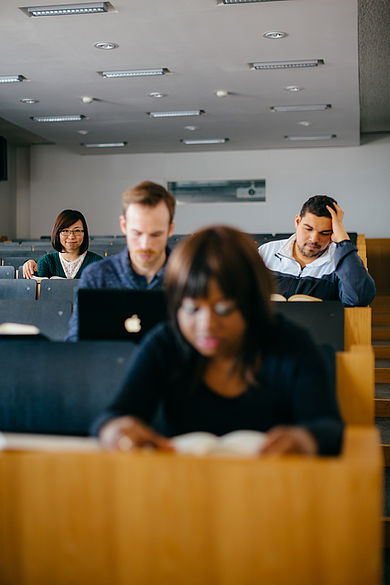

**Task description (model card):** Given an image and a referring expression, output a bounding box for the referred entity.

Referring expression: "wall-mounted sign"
[167,179,266,203]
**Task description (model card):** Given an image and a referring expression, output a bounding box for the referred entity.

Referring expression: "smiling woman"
[94,225,344,457]
[22,210,103,279]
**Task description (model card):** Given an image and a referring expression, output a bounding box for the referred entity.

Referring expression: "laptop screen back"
[78,289,168,342]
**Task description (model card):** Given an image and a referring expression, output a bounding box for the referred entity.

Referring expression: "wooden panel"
[337,345,374,425]
[376,369,390,383]
[0,428,383,585]
[344,307,372,350]
[356,234,367,268]
[366,239,390,296]
[375,399,390,417]
[373,345,390,359]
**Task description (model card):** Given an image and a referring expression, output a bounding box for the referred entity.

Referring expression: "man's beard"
[297,242,328,259]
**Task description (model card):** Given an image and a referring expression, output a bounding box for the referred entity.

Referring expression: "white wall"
[26,134,390,238]
[0,143,16,239]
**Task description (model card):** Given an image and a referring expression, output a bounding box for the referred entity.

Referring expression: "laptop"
[78,289,169,342]
[272,300,344,351]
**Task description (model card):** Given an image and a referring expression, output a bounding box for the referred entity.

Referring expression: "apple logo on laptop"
[124,314,142,333]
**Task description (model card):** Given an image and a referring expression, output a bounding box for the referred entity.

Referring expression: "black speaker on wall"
[0,137,7,181]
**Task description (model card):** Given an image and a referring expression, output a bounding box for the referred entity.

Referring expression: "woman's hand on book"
[22,259,38,279]
[260,426,318,456]
[99,416,174,452]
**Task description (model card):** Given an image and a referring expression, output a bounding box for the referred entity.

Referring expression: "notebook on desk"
[78,289,168,342]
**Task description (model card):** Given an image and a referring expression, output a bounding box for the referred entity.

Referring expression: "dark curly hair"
[299,195,337,219]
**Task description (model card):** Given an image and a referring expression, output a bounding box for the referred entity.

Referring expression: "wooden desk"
[344,306,372,349]
[0,427,382,585]
[337,345,374,424]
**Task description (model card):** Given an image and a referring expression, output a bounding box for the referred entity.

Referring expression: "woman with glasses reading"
[22,209,102,279]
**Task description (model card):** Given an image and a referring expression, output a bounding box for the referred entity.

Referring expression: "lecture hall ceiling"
[0,0,389,155]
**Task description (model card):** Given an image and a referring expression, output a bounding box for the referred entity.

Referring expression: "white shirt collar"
[278,234,336,266]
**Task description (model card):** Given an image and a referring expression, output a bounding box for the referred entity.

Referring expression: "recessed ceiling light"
[82,142,127,148]
[99,68,169,78]
[31,114,87,122]
[149,110,204,118]
[297,121,311,127]
[285,86,303,92]
[181,138,229,145]
[23,2,112,17]
[271,104,331,112]
[78,129,89,135]
[184,126,198,131]
[20,98,39,104]
[284,134,336,141]
[215,89,229,97]
[94,41,118,50]
[81,96,94,104]
[250,59,324,70]
[263,31,287,40]
[0,75,26,83]
[148,92,166,98]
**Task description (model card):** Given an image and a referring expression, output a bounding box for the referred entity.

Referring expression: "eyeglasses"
[59,229,84,236]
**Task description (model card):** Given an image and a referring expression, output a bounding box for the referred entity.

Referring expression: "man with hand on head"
[258,195,375,306]
[66,181,175,341]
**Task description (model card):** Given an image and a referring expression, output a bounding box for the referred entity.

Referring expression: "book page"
[171,430,266,457]
[288,294,322,302]
[171,432,219,455]
[0,323,40,335]
[213,430,266,456]
[270,293,286,302]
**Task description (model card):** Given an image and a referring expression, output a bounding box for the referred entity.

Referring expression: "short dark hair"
[51,209,89,253]
[164,225,275,384]
[121,181,176,224]
[299,195,337,218]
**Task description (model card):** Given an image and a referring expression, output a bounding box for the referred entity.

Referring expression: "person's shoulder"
[258,238,289,255]
[38,251,57,264]
[86,250,104,261]
[142,321,175,346]
[83,252,117,273]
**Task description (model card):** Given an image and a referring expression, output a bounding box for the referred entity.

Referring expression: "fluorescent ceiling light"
[271,104,331,112]
[0,75,26,83]
[82,142,127,148]
[219,0,287,4]
[250,59,323,70]
[20,98,39,104]
[31,115,86,122]
[181,138,229,145]
[285,134,336,141]
[84,142,126,148]
[24,2,111,16]
[100,68,168,78]
[149,110,204,118]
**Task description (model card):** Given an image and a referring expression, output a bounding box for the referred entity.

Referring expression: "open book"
[0,322,41,335]
[270,293,322,302]
[0,432,100,452]
[31,276,67,281]
[171,430,266,457]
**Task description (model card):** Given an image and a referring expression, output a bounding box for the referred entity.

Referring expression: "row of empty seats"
[0,278,78,302]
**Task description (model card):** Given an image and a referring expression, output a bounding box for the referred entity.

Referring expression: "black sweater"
[92,316,344,455]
